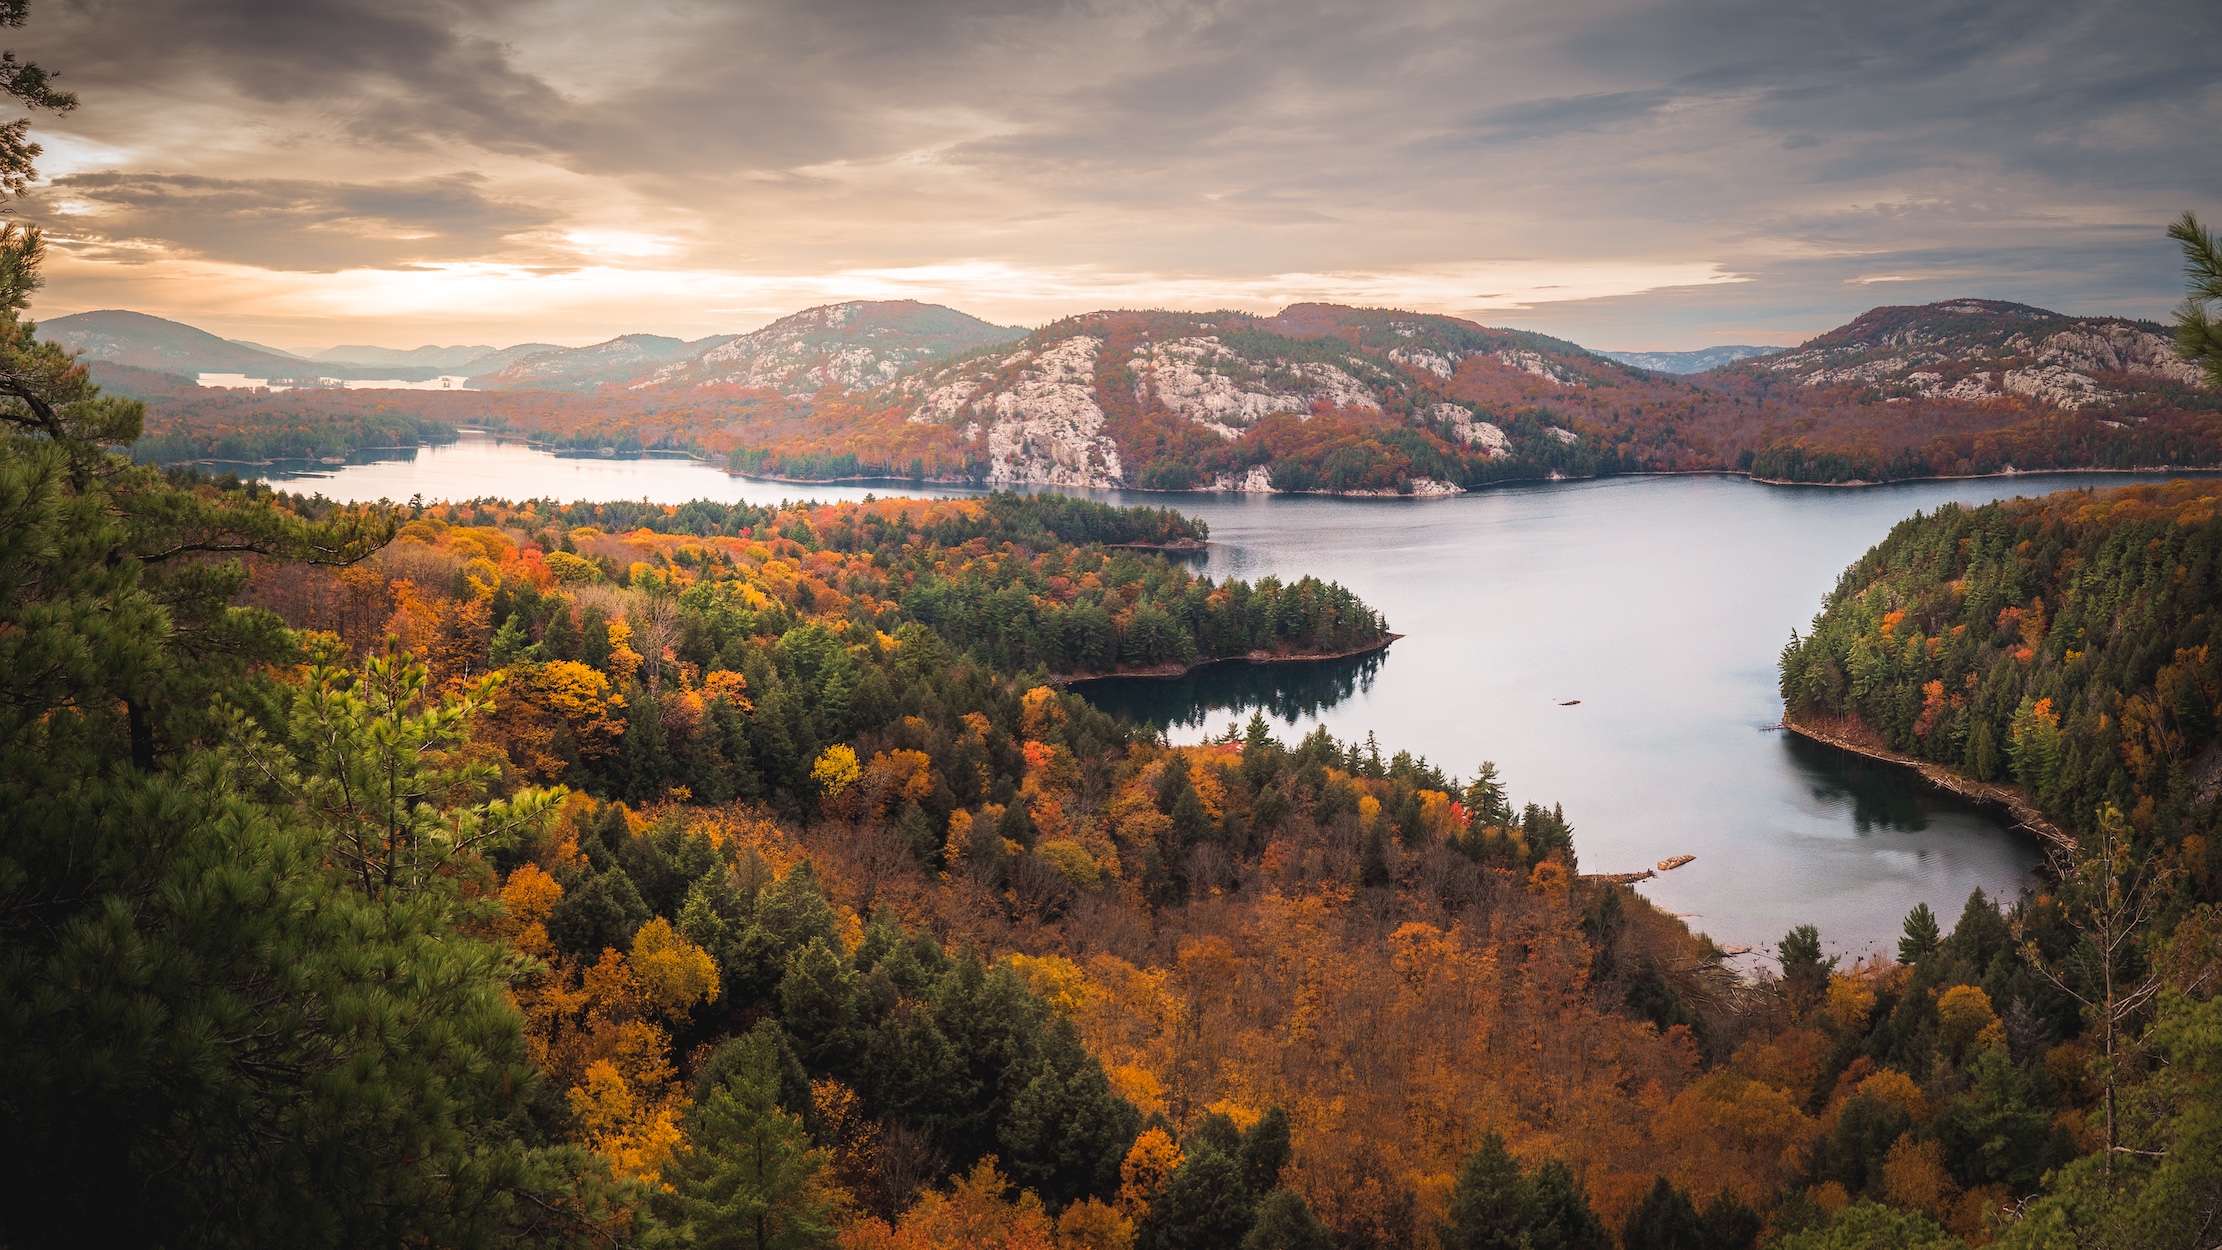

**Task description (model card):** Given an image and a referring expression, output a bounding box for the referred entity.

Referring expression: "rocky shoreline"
[1780,709,2072,850]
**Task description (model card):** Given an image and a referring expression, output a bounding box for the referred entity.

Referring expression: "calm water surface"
[266,440,2209,961]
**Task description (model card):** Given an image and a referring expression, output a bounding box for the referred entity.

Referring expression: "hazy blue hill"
[39,310,445,382]
[474,333,719,391]
[42,309,317,377]
[224,338,308,359]
[314,343,500,369]
[1597,345,1785,373]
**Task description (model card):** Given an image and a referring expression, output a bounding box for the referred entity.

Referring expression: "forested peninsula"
[1777,479,2222,1245]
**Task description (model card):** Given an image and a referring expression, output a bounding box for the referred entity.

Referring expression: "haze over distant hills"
[1596,345,1785,374]
[42,310,568,383]
[312,343,560,371]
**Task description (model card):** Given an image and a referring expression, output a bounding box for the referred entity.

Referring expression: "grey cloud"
[42,0,575,155]
[1452,89,1680,142]
[38,172,552,270]
[18,0,2222,344]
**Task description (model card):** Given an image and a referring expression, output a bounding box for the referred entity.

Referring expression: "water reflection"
[1782,732,1985,834]
[1077,650,1387,733]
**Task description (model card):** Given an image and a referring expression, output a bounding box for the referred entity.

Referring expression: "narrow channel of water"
[263,439,2208,960]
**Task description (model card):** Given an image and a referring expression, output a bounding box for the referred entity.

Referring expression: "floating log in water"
[1655,854,1696,872]
[1557,698,1582,706]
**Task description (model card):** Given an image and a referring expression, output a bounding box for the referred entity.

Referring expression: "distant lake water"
[263,438,2210,962]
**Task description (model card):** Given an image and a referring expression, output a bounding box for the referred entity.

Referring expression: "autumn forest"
[7,4,2222,1248]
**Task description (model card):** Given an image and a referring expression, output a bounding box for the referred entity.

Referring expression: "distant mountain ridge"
[39,310,543,383]
[43,310,324,379]
[476,333,725,392]
[316,343,520,370]
[71,295,2222,492]
[1598,345,1784,374]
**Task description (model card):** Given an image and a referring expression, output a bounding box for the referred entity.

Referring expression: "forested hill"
[1780,479,2222,869]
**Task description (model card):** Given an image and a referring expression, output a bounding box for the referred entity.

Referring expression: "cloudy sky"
[17,0,2222,352]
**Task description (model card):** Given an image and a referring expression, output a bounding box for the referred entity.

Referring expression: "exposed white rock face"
[2038,326,2202,386]
[1389,346,1464,378]
[1545,426,1578,445]
[1206,466,1277,492]
[1495,349,1568,384]
[1798,357,1916,387]
[912,376,979,423]
[1942,373,1999,400]
[1129,337,1381,439]
[1429,403,1511,458]
[2002,365,2113,409]
[982,336,1125,487]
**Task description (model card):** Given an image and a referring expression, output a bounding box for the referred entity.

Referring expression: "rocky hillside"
[795,304,1666,491]
[1693,299,2220,482]
[734,298,2217,492]
[476,300,1022,398]
[1725,299,2202,409]
[639,300,1022,397]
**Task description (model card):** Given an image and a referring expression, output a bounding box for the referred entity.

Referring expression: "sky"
[16,0,2222,352]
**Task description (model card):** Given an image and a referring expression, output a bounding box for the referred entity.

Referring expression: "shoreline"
[1780,709,2073,850]
[1051,633,1400,687]
[199,437,2222,502]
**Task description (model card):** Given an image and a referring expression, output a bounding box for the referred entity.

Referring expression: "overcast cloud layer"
[17,0,2222,351]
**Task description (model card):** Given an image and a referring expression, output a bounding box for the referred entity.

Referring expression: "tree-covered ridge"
[1779,479,2222,873]
[131,402,460,464]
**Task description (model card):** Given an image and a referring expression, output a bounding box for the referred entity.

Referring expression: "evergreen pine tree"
[1622,1178,1705,1250]
[656,1029,835,1250]
[1139,1145,1256,1250]
[1443,1132,1535,1250]
[1241,1189,1332,1250]
[2171,211,2222,388]
[1239,1106,1292,1194]
[1899,902,1942,964]
[620,684,676,803]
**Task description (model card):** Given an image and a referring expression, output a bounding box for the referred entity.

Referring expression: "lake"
[265,438,2197,962]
